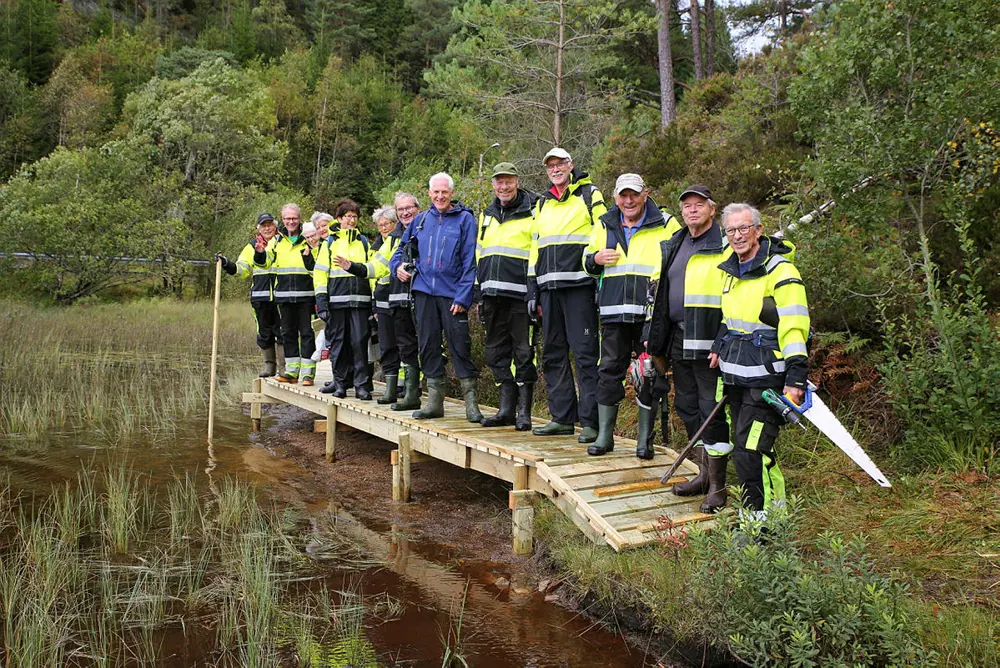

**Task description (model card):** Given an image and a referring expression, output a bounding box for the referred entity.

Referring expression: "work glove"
[527,299,541,318]
[317,310,329,322]
[215,252,236,275]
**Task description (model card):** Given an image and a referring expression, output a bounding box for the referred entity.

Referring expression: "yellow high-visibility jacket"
[528,170,607,298]
[477,190,537,300]
[267,233,315,303]
[371,226,402,314]
[234,242,275,303]
[582,199,680,323]
[647,222,732,361]
[313,225,374,312]
[711,236,810,389]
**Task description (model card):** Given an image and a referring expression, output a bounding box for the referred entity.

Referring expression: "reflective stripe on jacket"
[235,242,274,303]
[477,189,537,300]
[371,228,401,314]
[582,198,679,324]
[269,233,315,303]
[712,237,809,389]
[647,222,731,361]
[313,226,373,311]
[528,170,607,297]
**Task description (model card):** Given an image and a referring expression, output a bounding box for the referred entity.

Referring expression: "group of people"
[218,147,810,516]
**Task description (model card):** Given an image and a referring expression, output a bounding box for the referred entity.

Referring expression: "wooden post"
[250,378,262,432]
[396,432,411,502]
[207,258,222,444]
[325,403,337,462]
[510,464,535,555]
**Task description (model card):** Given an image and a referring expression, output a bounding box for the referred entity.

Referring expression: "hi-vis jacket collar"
[599,197,667,233]
[545,168,593,201]
[483,189,533,220]
[718,236,795,278]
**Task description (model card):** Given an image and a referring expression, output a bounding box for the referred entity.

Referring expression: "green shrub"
[684,500,935,667]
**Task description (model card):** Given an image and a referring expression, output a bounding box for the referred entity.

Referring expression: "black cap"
[257,212,275,226]
[679,185,713,202]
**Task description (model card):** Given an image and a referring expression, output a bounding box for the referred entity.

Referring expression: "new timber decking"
[243,366,713,553]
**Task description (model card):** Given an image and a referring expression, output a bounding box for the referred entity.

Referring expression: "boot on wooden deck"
[481,381,516,427]
[514,383,533,431]
[413,377,445,419]
[377,374,398,405]
[259,346,277,377]
[635,405,655,460]
[392,365,421,411]
[700,455,729,513]
[673,445,709,496]
[461,378,484,423]
[587,404,618,456]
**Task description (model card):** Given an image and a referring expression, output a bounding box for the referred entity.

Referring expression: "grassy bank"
[0,299,259,443]
[0,466,387,667]
[535,427,1000,667]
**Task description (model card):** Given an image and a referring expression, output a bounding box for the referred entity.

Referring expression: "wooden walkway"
[244,366,713,553]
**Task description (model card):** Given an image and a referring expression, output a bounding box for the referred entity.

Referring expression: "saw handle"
[780,386,813,413]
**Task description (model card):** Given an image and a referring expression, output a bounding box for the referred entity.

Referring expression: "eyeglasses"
[724,224,759,237]
[545,160,570,171]
[397,205,418,213]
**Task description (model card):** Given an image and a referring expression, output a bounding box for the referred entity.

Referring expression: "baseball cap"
[614,173,646,195]
[679,185,713,201]
[491,162,519,177]
[542,147,572,164]
[257,212,275,226]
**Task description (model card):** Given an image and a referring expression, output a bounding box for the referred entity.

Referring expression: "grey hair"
[428,172,455,190]
[310,211,334,224]
[394,191,419,208]
[280,203,301,217]
[721,203,761,229]
[373,205,397,223]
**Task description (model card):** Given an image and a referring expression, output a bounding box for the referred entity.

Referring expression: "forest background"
[2,0,998,473]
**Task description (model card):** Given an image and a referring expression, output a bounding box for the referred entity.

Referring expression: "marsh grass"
[0,299,259,444]
[0,467,384,667]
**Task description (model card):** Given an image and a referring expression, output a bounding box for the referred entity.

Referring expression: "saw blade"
[801,393,891,487]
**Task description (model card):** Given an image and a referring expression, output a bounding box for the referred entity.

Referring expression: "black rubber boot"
[355,387,372,400]
[514,383,533,431]
[532,421,574,436]
[700,455,729,513]
[413,376,445,419]
[673,445,710,496]
[259,346,277,377]
[392,366,421,411]
[461,378,484,423]
[377,375,398,405]
[587,404,618,456]
[481,382,516,427]
[635,405,655,460]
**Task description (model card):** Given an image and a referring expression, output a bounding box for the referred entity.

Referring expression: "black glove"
[317,310,329,322]
[215,252,236,275]
[527,299,538,318]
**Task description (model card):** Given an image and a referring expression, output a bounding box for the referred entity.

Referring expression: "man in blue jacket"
[390,172,483,423]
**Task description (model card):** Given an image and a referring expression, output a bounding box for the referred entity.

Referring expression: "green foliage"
[685,501,936,667]
[0,62,43,179]
[0,0,59,84]
[0,139,185,304]
[155,46,237,80]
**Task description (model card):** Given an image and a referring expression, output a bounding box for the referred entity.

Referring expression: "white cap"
[542,147,572,164]
[302,222,317,236]
[614,173,646,195]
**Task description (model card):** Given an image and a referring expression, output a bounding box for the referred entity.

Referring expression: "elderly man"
[648,185,733,512]
[271,203,317,385]
[528,148,606,441]
[369,205,403,404]
[381,192,423,411]
[390,173,482,422]
[709,203,809,515]
[216,212,282,377]
[477,162,538,430]
[582,174,679,457]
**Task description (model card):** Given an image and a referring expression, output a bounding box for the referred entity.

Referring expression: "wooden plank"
[605,506,713,532]
[325,403,337,463]
[399,432,411,502]
[510,490,537,556]
[513,463,529,492]
[593,477,688,497]
[589,491,695,518]
[242,392,283,404]
[544,455,698,479]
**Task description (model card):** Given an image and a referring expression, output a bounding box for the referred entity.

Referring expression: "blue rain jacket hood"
[389,201,478,308]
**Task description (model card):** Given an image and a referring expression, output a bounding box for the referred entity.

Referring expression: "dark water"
[0,405,665,667]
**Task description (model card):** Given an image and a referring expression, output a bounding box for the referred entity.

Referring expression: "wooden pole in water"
[207,258,222,444]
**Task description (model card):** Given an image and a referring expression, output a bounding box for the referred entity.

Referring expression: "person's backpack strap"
[577,184,596,224]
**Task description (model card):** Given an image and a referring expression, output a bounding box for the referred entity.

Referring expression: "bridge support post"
[392,432,412,502]
[325,403,338,462]
[510,464,536,555]
[250,378,262,432]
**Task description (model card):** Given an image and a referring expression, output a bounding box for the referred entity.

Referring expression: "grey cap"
[614,173,646,195]
[679,185,713,201]
[491,162,519,177]
[542,147,572,163]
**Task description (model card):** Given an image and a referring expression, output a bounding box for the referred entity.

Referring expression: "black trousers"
[392,307,419,368]
[539,285,600,428]
[728,385,786,512]
[278,301,316,378]
[324,308,371,390]
[669,330,729,448]
[377,312,400,375]
[252,301,281,350]
[596,321,645,405]
[483,296,537,385]
[413,291,477,379]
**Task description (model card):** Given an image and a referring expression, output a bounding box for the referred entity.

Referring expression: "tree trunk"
[554,0,565,145]
[780,0,788,36]
[690,0,703,80]
[657,0,676,128]
[704,0,715,77]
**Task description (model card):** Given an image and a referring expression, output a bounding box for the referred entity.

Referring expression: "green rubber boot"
[587,404,619,456]
[635,405,655,460]
[412,376,445,420]
[460,378,484,423]
[532,421,575,436]
[392,366,421,411]
[377,374,399,405]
